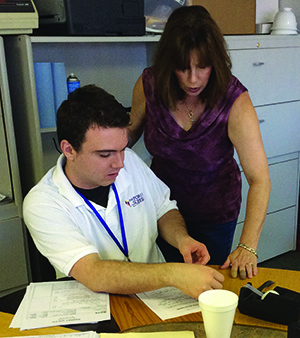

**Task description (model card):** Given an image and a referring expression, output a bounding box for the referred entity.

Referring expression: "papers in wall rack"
[0,193,11,204]
[10,280,110,330]
[136,287,200,320]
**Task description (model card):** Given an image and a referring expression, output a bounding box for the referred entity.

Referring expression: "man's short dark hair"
[57,85,130,151]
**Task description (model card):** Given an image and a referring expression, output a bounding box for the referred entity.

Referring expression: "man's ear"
[60,140,76,160]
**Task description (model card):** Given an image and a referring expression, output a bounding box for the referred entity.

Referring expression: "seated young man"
[23,85,224,299]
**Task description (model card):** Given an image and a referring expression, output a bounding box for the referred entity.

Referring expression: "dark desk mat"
[122,322,286,338]
[0,286,119,333]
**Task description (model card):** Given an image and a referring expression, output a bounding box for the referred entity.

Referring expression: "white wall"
[256,0,278,23]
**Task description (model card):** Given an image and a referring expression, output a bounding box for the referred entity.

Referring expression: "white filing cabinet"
[4,34,300,264]
[227,36,300,261]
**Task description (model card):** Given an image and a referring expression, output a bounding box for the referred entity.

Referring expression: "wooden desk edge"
[0,312,78,337]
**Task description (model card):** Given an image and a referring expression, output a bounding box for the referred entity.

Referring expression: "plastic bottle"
[67,73,80,93]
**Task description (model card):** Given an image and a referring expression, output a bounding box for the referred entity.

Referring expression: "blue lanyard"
[76,183,130,261]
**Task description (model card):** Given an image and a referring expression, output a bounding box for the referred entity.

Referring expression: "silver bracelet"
[237,243,258,258]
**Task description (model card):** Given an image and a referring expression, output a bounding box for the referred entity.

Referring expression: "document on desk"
[136,287,200,320]
[7,331,195,338]
[8,332,98,338]
[100,332,195,337]
[10,280,110,330]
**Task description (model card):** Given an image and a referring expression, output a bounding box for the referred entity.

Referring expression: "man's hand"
[157,209,210,265]
[220,247,257,279]
[179,237,210,265]
[171,264,225,299]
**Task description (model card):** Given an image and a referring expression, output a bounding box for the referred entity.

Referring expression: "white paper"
[6,332,98,338]
[5,332,194,338]
[100,332,195,338]
[10,280,110,330]
[136,287,200,320]
[6,332,99,338]
[256,0,278,23]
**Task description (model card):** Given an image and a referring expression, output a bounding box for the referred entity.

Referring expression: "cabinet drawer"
[235,101,300,162]
[232,207,297,262]
[229,47,300,106]
[0,218,29,293]
[257,101,300,159]
[238,158,298,223]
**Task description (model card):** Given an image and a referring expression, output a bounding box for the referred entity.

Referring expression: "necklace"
[184,100,196,125]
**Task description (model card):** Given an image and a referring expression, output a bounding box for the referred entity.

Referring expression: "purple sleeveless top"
[142,67,247,224]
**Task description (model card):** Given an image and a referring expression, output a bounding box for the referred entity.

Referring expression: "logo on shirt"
[125,193,144,207]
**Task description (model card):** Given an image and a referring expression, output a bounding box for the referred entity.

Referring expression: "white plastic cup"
[198,290,238,338]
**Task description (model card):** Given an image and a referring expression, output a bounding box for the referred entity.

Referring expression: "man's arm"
[70,253,224,299]
[70,209,218,299]
[158,209,210,265]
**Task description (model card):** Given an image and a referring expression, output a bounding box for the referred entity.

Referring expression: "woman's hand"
[220,246,257,279]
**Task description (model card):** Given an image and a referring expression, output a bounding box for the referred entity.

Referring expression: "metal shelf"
[31,34,161,44]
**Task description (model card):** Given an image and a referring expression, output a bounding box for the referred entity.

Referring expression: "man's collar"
[52,152,131,207]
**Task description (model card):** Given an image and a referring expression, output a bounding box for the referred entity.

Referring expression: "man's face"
[65,126,128,189]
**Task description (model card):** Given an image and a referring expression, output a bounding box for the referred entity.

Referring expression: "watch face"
[0,0,35,12]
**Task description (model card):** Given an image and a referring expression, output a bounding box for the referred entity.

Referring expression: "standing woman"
[128,6,271,279]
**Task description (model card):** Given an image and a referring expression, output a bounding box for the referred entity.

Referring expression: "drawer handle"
[259,119,265,124]
[253,62,265,66]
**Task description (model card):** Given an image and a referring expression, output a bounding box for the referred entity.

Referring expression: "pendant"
[188,111,195,123]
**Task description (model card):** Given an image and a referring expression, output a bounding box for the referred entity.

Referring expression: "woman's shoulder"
[229,75,248,93]
[142,66,158,100]
[142,66,155,80]
[214,75,248,113]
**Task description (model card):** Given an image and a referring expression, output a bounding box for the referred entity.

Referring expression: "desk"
[1,267,299,336]
[110,267,300,331]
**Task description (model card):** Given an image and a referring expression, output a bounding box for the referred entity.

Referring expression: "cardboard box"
[189,0,256,35]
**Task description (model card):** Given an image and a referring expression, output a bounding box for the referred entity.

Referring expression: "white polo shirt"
[23,148,177,277]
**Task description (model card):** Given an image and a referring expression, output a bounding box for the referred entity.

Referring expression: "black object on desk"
[238,282,300,325]
[288,320,300,338]
[0,284,120,333]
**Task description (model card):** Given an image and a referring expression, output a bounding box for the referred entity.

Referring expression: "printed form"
[137,287,200,320]
[10,280,110,330]
[8,332,98,338]
[7,331,195,338]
